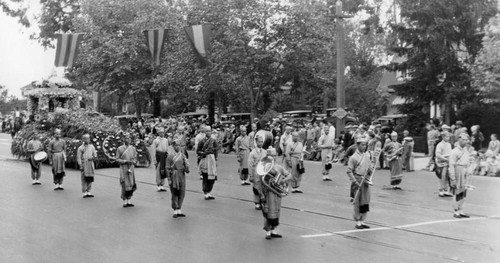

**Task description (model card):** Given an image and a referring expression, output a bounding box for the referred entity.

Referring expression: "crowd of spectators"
[425,120,499,177]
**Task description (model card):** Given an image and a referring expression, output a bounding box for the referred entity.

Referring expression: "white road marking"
[302,215,500,238]
[301,233,334,238]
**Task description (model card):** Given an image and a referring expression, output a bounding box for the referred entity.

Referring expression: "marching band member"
[318,126,334,181]
[173,126,188,159]
[116,133,138,207]
[347,136,372,229]
[258,148,292,240]
[402,130,415,172]
[27,134,43,185]
[77,134,97,198]
[152,128,169,192]
[450,133,472,218]
[383,131,404,189]
[435,132,453,197]
[48,128,66,191]
[166,141,190,218]
[285,132,305,193]
[279,126,293,158]
[235,126,251,185]
[248,123,258,150]
[248,135,267,210]
[197,126,218,200]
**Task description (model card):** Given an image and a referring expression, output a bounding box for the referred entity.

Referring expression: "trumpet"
[257,157,290,197]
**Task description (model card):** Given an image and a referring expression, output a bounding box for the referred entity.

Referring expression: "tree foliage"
[388,0,497,125]
[4,0,391,123]
[472,12,500,101]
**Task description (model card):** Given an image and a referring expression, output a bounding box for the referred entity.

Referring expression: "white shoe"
[32,180,37,185]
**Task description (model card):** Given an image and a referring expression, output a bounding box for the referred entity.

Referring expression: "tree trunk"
[208,90,215,124]
[445,95,451,125]
[247,77,258,122]
[323,86,329,113]
[134,93,142,118]
[153,92,161,117]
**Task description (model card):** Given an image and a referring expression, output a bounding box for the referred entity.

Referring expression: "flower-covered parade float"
[12,77,151,168]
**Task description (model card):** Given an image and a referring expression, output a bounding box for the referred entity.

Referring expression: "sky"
[0,8,55,99]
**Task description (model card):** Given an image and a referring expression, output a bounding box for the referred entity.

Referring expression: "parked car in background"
[376,114,407,127]
[220,113,252,126]
[281,110,327,125]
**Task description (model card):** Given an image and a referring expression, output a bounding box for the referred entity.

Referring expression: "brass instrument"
[257,157,290,197]
[386,146,404,162]
[352,148,382,205]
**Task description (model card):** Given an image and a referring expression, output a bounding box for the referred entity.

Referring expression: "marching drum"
[254,130,273,150]
[33,151,48,162]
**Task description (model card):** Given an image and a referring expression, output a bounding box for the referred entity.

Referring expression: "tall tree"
[472,11,500,101]
[388,0,497,126]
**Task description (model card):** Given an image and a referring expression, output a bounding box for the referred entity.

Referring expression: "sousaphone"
[256,156,290,197]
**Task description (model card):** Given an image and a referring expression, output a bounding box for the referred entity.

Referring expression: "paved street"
[1,133,499,263]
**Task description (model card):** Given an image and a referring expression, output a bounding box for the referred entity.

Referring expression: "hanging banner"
[184,24,212,58]
[143,29,169,66]
[54,33,84,68]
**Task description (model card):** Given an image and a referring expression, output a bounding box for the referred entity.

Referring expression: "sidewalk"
[413,152,429,171]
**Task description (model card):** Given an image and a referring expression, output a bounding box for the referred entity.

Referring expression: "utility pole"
[334,1,352,137]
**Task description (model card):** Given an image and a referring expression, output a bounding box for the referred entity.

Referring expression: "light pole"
[334,1,352,137]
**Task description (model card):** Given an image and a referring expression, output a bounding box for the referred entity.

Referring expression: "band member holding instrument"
[347,136,373,229]
[285,132,305,193]
[383,131,404,189]
[235,126,251,185]
[318,126,334,181]
[450,133,472,218]
[435,131,453,197]
[166,141,190,218]
[248,135,267,210]
[77,134,97,198]
[116,133,138,207]
[258,148,292,240]
[197,126,218,200]
[48,128,66,191]
[27,134,43,185]
[153,128,169,192]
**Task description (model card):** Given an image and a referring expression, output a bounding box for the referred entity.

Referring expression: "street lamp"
[334,0,353,137]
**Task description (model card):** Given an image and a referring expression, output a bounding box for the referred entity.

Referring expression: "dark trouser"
[81,172,93,193]
[29,156,41,180]
[240,168,249,181]
[201,172,215,194]
[262,212,279,231]
[253,187,260,204]
[53,171,65,185]
[170,182,186,210]
[379,152,385,169]
[121,183,135,200]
